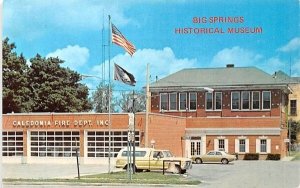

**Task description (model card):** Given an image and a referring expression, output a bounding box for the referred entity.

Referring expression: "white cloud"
[291,58,300,76]
[278,37,300,52]
[91,47,197,89]
[210,46,263,68]
[46,45,89,70]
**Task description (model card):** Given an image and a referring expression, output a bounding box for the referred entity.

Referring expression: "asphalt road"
[2,160,300,188]
[188,160,300,188]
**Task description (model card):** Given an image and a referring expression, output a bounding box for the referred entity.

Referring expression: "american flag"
[111,23,136,56]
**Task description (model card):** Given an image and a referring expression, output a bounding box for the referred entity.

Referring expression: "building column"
[80,130,84,157]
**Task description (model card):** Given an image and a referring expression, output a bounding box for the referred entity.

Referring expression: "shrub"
[266,154,281,160]
[243,153,259,160]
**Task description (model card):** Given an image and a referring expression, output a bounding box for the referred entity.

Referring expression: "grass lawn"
[4,171,201,185]
[291,151,300,161]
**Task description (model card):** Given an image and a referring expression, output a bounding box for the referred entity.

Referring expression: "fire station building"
[2,65,290,164]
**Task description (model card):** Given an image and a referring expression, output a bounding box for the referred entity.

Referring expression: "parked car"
[115,147,192,174]
[192,150,236,164]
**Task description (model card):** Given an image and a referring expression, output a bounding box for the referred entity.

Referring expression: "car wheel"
[125,164,137,172]
[221,158,229,164]
[195,158,202,164]
[175,165,182,174]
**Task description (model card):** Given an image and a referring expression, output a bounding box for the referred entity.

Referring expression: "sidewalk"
[281,156,295,161]
[2,163,121,179]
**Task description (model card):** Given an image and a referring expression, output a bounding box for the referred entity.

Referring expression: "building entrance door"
[190,139,201,158]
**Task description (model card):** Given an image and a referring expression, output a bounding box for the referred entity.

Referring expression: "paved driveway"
[188,160,300,188]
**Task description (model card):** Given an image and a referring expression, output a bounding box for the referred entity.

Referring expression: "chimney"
[226,64,234,68]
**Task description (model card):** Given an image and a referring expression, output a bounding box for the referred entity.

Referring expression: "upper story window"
[290,100,297,116]
[206,92,213,110]
[231,92,240,110]
[252,91,260,110]
[262,91,271,110]
[215,92,222,110]
[242,91,250,110]
[189,93,197,111]
[179,93,187,111]
[160,93,168,111]
[169,93,177,111]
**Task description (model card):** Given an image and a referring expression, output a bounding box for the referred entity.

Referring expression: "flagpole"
[108,15,112,173]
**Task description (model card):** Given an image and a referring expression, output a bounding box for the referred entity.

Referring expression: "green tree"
[28,54,92,112]
[91,83,117,112]
[2,38,33,113]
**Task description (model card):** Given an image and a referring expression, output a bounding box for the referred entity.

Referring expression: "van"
[115,147,192,174]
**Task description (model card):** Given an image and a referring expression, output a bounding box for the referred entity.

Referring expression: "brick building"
[2,65,290,164]
[149,65,290,159]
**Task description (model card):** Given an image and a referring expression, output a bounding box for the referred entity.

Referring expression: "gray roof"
[150,67,289,90]
[273,70,300,83]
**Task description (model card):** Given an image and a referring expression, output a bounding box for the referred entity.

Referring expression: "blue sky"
[3,0,300,93]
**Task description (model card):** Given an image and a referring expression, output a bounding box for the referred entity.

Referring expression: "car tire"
[124,164,137,172]
[175,165,182,174]
[221,158,229,164]
[195,158,202,164]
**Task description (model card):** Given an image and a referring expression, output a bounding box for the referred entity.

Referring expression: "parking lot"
[188,160,300,188]
[2,160,300,188]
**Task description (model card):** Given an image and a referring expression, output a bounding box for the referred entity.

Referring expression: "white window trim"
[262,91,271,110]
[235,138,249,153]
[252,91,260,110]
[179,93,187,111]
[189,92,197,111]
[214,137,228,153]
[169,93,177,111]
[205,92,213,111]
[231,92,240,111]
[241,91,250,110]
[160,93,168,112]
[256,137,271,154]
[214,92,222,111]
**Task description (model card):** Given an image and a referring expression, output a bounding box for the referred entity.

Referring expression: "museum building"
[2,65,290,164]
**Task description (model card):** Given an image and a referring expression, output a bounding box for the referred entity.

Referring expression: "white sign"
[128,113,134,131]
[128,131,135,142]
[284,139,290,143]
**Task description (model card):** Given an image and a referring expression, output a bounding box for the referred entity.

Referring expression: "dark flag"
[114,63,136,86]
[111,23,136,56]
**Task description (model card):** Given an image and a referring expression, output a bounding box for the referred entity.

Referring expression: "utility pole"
[132,90,136,174]
[145,63,150,147]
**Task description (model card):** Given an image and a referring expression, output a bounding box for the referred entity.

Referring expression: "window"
[218,139,225,151]
[231,92,240,110]
[239,139,246,152]
[242,91,250,110]
[260,139,267,153]
[160,93,168,111]
[179,93,187,110]
[206,92,213,110]
[30,131,79,157]
[87,131,139,158]
[169,93,177,111]
[252,91,260,110]
[2,131,23,156]
[189,93,197,111]
[262,91,271,110]
[290,100,297,116]
[215,92,222,110]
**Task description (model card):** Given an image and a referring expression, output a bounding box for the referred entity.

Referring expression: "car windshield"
[163,151,174,157]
